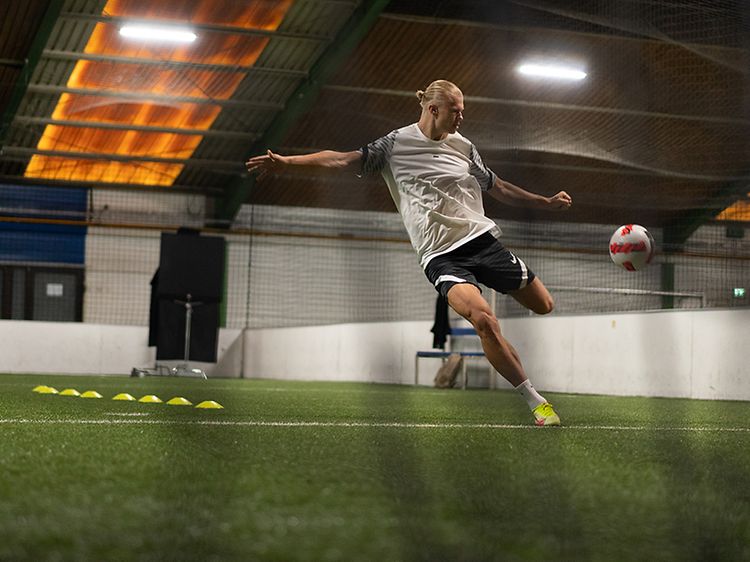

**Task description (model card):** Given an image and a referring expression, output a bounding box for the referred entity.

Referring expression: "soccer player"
[245,80,572,426]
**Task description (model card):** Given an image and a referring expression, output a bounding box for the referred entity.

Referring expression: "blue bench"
[414,350,487,389]
[414,326,489,389]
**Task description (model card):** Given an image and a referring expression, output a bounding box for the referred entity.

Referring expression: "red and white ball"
[609,224,655,271]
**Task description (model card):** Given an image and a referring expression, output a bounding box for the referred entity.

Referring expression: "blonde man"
[246,80,572,426]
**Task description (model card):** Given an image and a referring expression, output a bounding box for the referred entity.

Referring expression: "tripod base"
[136,294,209,380]
[131,364,207,379]
[131,365,171,378]
[170,365,207,379]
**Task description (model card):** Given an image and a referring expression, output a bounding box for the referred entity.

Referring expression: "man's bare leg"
[508,277,554,315]
[446,283,527,387]
[445,282,560,426]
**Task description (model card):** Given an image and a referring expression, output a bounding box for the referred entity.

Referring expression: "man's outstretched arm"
[245,149,361,174]
[488,177,572,211]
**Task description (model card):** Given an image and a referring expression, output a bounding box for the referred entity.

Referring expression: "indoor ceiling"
[0,0,748,245]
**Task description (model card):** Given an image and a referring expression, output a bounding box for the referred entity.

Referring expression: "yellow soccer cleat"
[532,402,561,427]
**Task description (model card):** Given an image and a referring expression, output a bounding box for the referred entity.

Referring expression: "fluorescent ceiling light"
[119,24,197,43]
[517,63,587,81]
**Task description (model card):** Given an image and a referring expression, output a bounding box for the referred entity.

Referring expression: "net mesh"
[0,0,748,327]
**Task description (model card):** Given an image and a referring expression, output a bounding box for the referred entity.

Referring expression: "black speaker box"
[157,231,225,302]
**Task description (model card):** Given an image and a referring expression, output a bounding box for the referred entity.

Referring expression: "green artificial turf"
[0,374,748,561]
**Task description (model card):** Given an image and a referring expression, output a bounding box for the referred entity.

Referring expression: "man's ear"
[430,105,438,115]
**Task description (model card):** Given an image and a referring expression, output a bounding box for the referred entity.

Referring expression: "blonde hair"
[415,80,462,110]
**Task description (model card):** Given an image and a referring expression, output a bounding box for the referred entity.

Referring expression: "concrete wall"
[241,309,749,400]
[502,309,749,400]
[1,308,747,400]
[0,321,243,378]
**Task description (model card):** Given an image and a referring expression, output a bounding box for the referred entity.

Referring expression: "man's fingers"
[245,154,272,173]
[245,149,283,173]
[552,191,572,210]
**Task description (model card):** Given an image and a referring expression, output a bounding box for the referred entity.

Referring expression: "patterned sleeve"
[360,129,398,176]
[468,143,497,191]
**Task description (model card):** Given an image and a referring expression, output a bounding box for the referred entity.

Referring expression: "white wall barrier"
[0,321,243,378]
[1,309,747,400]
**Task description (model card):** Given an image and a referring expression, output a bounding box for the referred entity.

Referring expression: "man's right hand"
[245,150,287,174]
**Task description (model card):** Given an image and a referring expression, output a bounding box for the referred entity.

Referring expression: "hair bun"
[415,89,425,100]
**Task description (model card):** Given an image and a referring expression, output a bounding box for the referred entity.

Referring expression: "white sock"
[515,379,546,410]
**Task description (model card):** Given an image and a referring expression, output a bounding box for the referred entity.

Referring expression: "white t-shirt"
[361,123,499,269]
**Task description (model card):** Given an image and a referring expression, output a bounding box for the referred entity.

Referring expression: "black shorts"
[424,232,536,299]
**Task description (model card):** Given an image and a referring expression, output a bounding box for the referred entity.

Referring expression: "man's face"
[434,93,464,135]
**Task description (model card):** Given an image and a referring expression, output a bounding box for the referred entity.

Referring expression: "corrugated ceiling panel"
[176,167,236,190]
[0,161,25,176]
[0,1,49,58]
[30,58,78,85]
[0,2,59,131]
[37,125,202,158]
[278,0,355,37]
[25,0,295,187]
[66,60,247,98]
[62,0,108,14]
[102,0,293,29]
[718,199,750,221]
[254,36,327,71]
[84,22,270,66]
[189,136,251,162]
[331,17,746,119]
[230,74,301,105]
[6,125,43,149]
[0,67,21,116]
[47,18,97,52]
[210,107,277,134]
[52,94,223,129]
[26,156,184,185]
[17,92,64,118]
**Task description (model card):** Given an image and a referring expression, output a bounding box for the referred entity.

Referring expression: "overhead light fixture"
[119,24,197,43]
[517,63,587,81]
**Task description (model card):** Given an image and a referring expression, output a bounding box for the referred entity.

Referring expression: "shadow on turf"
[359,384,590,560]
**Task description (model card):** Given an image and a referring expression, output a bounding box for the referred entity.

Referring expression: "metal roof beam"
[3,146,243,171]
[325,85,750,127]
[0,59,26,68]
[26,84,284,110]
[42,50,308,78]
[58,13,332,43]
[214,0,392,225]
[13,116,261,140]
[0,0,64,149]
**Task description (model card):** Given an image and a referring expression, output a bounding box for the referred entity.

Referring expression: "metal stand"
[131,293,207,379]
[171,294,207,379]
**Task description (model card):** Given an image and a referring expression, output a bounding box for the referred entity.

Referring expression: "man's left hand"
[548,191,572,210]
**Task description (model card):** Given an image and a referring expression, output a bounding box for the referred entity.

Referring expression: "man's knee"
[469,308,500,338]
[533,295,555,315]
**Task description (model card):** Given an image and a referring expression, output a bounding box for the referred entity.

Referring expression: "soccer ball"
[609,224,655,271]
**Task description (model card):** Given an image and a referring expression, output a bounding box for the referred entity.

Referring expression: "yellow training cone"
[166,397,193,406]
[59,388,81,397]
[195,400,223,409]
[33,385,59,394]
[138,395,163,403]
[80,390,103,399]
[112,393,136,401]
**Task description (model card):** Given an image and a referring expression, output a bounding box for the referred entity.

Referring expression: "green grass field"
[1,373,749,561]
